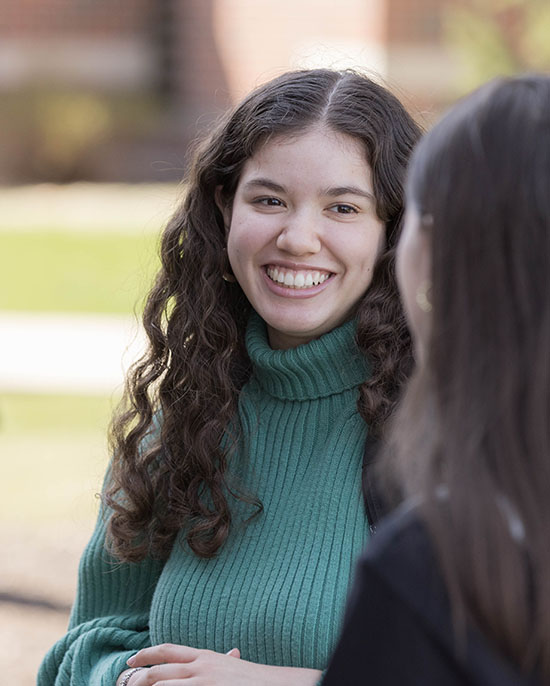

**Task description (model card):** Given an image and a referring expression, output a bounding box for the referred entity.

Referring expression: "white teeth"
[266,266,331,289]
[294,273,305,288]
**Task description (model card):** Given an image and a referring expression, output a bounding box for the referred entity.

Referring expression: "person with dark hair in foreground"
[37,69,421,686]
[323,74,550,685]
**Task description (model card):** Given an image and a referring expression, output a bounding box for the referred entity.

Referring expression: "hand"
[124,642,322,685]
[116,649,242,686]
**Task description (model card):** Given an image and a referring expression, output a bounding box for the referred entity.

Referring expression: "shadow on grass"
[0,590,71,613]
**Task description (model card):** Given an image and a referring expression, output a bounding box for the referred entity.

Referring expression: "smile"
[265,265,333,289]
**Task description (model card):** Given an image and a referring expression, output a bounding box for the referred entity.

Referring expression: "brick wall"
[0,0,151,35]
[386,0,442,44]
[172,0,232,120]
[0,0,156,92]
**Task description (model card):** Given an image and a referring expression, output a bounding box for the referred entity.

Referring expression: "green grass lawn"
[0,394,117,522]
[0,187,168,521]
[0,231,160,314]
[0,393,116,436]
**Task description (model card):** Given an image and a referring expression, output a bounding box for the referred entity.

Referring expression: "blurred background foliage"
[1,90,162,183]
[445,0,550,93]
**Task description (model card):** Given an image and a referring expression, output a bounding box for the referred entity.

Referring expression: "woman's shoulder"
[358,501,446,619]
[361,501,433,573]
[357,502,540,686]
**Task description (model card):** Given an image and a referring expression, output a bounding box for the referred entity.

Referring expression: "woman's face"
[396,204,432,362]
[222,126,386,349]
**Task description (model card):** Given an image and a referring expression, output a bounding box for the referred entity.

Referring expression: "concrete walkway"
[0,311,146,394]
[0,184,178,395]
[0,182,178,234]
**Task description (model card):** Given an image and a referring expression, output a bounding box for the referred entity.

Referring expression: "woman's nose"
[276,211,321,255]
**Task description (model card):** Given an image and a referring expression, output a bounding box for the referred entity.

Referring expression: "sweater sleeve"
[37,507,165,686]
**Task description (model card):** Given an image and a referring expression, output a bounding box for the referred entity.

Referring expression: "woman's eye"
[256,197,284,207]
[330,204,358,215]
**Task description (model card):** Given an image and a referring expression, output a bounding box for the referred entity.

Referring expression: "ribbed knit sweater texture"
[38,314,370,685]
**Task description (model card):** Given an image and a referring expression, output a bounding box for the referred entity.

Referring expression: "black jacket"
[323,504,539,686]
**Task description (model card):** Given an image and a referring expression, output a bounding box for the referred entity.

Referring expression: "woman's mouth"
[265,265,333,289]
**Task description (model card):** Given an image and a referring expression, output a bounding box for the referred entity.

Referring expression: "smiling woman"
[222,127,385,350]
[38,69,422,686]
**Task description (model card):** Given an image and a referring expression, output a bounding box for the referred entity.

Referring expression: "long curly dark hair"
[105,69,422,562]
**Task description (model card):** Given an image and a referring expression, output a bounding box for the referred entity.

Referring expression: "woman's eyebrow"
[242,179,375,202]
[324,185,375,201]
[242,178,287,193]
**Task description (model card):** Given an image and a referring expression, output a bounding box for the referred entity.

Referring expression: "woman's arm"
[37,504,164,686]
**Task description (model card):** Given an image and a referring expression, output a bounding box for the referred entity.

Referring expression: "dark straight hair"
[388,74,550,679]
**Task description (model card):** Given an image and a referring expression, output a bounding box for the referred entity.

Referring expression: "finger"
[128,643,200,667]
[226,648,241,658]
[139,662,194,684]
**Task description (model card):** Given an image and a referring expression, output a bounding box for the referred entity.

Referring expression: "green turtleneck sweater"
[38,314,370,685]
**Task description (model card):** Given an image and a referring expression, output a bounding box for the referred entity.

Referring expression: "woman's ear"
[215,186,232,236]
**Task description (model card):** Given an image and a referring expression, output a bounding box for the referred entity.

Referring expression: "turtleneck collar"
[245,311,369,401]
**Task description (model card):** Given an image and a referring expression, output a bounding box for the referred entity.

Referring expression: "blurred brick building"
[0,0,455,183]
